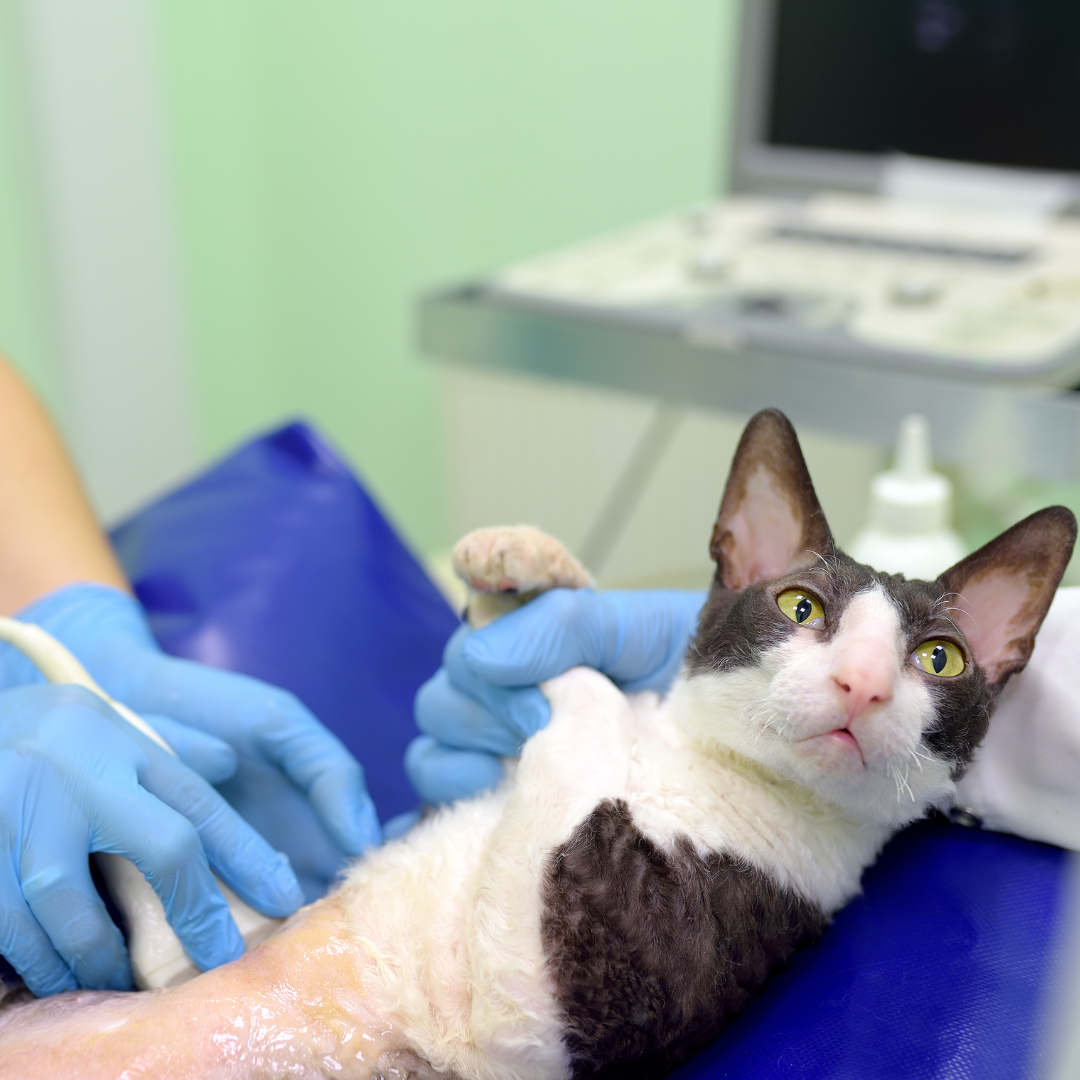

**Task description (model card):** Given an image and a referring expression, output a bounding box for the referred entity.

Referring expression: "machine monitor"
[735,0,1080,195]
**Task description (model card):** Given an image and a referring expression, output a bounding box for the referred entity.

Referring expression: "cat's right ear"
[710,409,835,591]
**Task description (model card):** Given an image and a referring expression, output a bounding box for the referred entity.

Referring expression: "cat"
[0,408,1074,1080]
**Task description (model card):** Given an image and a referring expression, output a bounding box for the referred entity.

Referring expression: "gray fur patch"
[541,799,826,1078]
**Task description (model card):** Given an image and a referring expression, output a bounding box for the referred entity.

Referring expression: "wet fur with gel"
[0,410,1073,1080]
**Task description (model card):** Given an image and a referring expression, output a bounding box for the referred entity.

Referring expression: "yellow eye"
[776,589,825,628]
[912,640,965,678]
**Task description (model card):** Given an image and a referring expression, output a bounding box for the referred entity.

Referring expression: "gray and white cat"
[0,408,1074,1080]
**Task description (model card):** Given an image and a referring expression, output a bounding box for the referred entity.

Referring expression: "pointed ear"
[710,409,835,591]
[939,506,1077,687]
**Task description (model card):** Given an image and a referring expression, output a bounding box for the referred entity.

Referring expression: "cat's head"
[676,409,1076,826]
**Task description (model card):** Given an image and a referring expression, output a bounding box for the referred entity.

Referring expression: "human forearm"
[0,353,128,614]
[0,900,399,1079]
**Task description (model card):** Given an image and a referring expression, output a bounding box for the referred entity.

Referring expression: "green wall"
[153,1,737,554]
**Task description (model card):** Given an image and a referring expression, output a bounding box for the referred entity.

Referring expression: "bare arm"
[0,353,128,614]
[0,900,402,1080]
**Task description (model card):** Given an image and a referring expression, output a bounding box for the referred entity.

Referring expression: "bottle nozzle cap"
[867,414,953,534]
[896,414,932,480]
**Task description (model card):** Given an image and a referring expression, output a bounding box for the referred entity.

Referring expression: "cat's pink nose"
[831,665,894,723]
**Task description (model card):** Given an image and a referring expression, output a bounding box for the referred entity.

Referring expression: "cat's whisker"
[896,764,915,802]
[885,761,901,800]
[907,747,927,773]
[885,760,914,802]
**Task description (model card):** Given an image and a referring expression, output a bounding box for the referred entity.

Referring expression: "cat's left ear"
[938,506,1077,687]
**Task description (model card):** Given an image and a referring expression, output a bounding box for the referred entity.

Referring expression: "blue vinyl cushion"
[110,422,1070,1079]
[679,819,1068,1080]
[111,421,460,823]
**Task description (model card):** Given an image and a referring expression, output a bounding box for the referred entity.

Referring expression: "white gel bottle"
[848,414,966,580]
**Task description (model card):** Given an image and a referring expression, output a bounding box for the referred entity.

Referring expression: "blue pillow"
[111,421,460,823]
[679,818,1068,1080]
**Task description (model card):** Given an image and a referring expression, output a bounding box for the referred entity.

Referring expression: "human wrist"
[16,580,135,623]
[0,583,156,694]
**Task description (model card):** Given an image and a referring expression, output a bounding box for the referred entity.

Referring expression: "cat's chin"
[784,749,956,827]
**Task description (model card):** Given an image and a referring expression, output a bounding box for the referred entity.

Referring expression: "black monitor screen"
[767,0,1080,173]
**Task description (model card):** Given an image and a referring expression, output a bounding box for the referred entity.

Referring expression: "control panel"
[491,195,1080,386]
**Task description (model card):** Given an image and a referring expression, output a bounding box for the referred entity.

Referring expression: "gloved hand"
[0,584,381,899]
[408,588,705,803]
[0,682,304,995]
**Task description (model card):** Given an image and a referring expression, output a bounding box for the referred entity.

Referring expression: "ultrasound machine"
[421,0,1080,484]
[413,7,1080,1075]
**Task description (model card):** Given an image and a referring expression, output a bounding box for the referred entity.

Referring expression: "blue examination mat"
[111,422,460,823]
[111,422,1078,1080]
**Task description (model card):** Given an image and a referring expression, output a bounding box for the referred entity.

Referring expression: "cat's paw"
[452,526,592,596]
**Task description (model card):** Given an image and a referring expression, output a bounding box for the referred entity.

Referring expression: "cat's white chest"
[615,685,889,913]
[339,667,889,1080]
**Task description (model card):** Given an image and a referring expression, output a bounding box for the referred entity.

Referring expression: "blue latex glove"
[0,683,304,995]
[0,584,381,901]
[408,588,705,803]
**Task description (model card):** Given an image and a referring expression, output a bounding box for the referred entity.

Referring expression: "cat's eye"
[912,639,965,678]
[776,589,825,628]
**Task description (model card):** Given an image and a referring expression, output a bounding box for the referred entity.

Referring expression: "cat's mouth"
[800,727,866,767]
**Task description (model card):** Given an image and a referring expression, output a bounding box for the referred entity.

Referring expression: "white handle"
[0,616,172,753]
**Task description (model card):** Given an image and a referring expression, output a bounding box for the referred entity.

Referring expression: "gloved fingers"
[459,589,705,690]
[598,589,705,687]
[245,690,380,857]
[440,633,552,743]
[139,714,238,784]
[404,735,505,805]
[125,657,381,858]
[137,749,304,918]
[16,839,131,991]
[303,761,382,859]
[213,758,348,903]
[0,862,78,996]
[111,654,264,750]
[382,809,421,841]
[454,592,608,686]
[414,669,542,755]
[91,784,245,973]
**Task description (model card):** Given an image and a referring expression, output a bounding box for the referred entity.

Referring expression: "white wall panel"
[439,369,884,589]
[17,0,196,521]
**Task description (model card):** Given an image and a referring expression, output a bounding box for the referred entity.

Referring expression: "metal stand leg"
[578,405,684,578]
